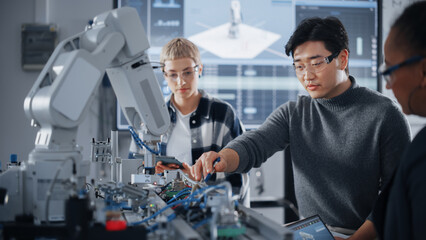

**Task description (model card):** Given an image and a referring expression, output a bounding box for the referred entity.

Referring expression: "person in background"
[191,16,411,238]
[372,2,426,239]
[129,38,249,205]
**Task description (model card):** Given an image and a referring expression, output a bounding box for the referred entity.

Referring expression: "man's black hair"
[391,1,426,54]
[285,16,349,74]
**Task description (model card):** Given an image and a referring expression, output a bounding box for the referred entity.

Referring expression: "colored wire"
[130,184,233,228]
[192,217,211,229]
[167,188,192,204]
[128,126,160,155]
[204,158,221,182]
[129,198,198,226]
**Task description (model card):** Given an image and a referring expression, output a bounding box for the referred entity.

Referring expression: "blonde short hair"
[160,38,201,68]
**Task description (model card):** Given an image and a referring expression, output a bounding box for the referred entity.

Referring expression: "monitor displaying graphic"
[116,0,379,129]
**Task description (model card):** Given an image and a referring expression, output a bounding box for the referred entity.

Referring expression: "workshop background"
[0,0,424,224]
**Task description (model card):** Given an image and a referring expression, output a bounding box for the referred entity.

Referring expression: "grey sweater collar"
[315,76,359,111]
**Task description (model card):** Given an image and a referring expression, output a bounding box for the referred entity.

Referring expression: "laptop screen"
[287,215,335,240]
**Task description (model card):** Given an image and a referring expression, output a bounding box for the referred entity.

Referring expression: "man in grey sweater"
[191,17,411,239]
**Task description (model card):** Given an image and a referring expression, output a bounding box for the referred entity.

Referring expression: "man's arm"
[379,104,411,186]
[192,101,293,180]
[191,148,240,181]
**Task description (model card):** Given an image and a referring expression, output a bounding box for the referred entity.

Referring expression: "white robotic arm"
[0,7,170,222]
[24,7,169,150]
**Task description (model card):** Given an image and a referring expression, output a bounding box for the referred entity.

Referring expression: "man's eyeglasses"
[293,51,340,76]
[163,65,199,82]
[379,55,424,87]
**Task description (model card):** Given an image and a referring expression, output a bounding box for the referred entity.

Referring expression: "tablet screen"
[287,215,335,240]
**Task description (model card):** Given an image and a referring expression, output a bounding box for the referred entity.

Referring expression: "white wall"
[0,1,37,170]
[0,0,112,170]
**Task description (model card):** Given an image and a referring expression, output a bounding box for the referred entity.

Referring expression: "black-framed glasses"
[163,65,199,82]
[379,55,424,86]
[293,51,340,76]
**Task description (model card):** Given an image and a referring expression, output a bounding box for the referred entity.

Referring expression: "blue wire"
[168,213,176,221]
[184,185,227,210]
[234,200,239,208]
[128,126,160,155]
[129,185,227,226]
[79,189,87,196]
[160,182,172,191]
[167,188,192,204]
[129,198,195,226]
[147,223,159,232]
[204,157,221,182]
[103,200,131,211]
[192,217,211,229]
[170,187,191,197]
[187,185,225,201]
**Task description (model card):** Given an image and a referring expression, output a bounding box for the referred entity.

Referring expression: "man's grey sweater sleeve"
[226,102,294,173]
[366,100,411,222]
[378,101,411,187]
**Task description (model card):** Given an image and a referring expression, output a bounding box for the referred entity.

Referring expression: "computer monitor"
[115,0,379,130]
